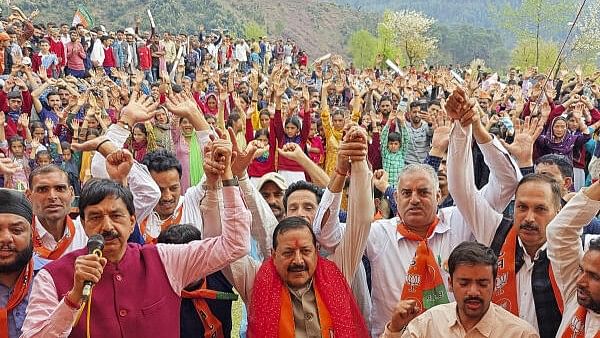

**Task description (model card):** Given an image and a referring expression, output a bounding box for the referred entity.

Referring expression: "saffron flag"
[72,4,94,28]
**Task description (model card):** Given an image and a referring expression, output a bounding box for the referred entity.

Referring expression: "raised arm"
[547,183,600,302]
[277,143,329,188]
[158,137,251,294]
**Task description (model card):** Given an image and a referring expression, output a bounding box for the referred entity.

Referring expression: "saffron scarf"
[33,216,76,260]
[140,205,184,244]
[492,225,563,315]
[188,132,204,187]
[397,218,449,314]
[0,259,33,337]
[181,279,238,338]
[247,257,369,338]
[562,305,600,338]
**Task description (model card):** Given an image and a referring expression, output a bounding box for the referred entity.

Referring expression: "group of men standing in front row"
[0,87,598,338]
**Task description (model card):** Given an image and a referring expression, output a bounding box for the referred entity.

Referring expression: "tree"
[348,29,378,68]
[380,10,438,66]
[432,24,509,69]
[376,21,402,63]
[244,21,266,40]
[570,0,600,66]
[493,0,574,67]
[511,37,560,73]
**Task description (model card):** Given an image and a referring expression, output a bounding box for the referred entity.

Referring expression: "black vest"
[490,218,562,338]
[180,271,235,338]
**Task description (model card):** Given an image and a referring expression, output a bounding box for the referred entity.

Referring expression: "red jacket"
[48,37,65,67]
[103,47,116,68]
[138,45,151,70]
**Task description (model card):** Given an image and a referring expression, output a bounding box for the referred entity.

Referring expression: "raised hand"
[277,142,305,163]
[165,92,200,118]
[18,114,29,129]
[228,127,262,177]
[499,116,543,167]
[31,137,40,149]
[120,91,159,126]
[106,149,134,184]
[50,135,60,145]
[431,112,451,153]
[373,169,390,193]
[388,299,419,332]
[44,118,54,132]
[445,87,475,123]
[0,157,18,175]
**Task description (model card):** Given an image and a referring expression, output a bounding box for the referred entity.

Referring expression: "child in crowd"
[306,118,324,165]
[380,110,410,185]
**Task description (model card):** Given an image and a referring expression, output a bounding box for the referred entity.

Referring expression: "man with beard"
[381,242,538,337]
[20,139,252,337]
[257,172,288,222]
[0,189,35,338]
[447,88,568,337]
[404,100,433,165]
[31,83,63,125]
[547,180,600,337]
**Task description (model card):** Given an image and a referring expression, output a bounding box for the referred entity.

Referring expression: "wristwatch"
[221,177,239,187]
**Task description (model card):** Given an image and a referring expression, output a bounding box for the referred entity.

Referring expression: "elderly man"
[316,89,521,337]
[0,189,35,338]
[20,137,251,337]
[547,179,600,337]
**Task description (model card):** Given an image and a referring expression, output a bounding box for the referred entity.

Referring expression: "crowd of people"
[0,5,599,338]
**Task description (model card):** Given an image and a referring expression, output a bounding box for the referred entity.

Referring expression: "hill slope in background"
[323,0,522,27]
[11,0,374,58]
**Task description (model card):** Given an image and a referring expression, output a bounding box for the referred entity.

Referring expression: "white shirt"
[33,216,87,270]
[547,192,600,338]
[90,39,105,66]
[515,239,546,331]
[316,122,520,337]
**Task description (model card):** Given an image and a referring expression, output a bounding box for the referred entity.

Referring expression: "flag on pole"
[72,4,94,28]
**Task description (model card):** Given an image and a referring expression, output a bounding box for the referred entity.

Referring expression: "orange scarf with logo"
[248,257,368,338]
[397,217,449,314]
[562,305,600,338]
[33,216,76,260]
[492,226,563,315]
[0,259,33,337]
[140,205,184,244]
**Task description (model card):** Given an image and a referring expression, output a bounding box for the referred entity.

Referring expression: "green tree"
[244,21,267,40]
[376,20,402,64]
[511,37,559,73]
[347,29,378,68]
[493,0,574,67]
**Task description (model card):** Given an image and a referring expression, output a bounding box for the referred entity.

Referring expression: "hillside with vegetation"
[11,0,374,58]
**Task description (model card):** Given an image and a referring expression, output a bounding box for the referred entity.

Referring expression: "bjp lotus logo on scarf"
[569,316,584,335]
[495,272,508,294]
[497,298,512,311]
[406,273,421,292]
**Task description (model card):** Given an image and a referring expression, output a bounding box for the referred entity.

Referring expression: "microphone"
[81,234,105,301]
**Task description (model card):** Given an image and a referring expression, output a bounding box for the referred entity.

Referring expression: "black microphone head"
[87,234,105,253]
